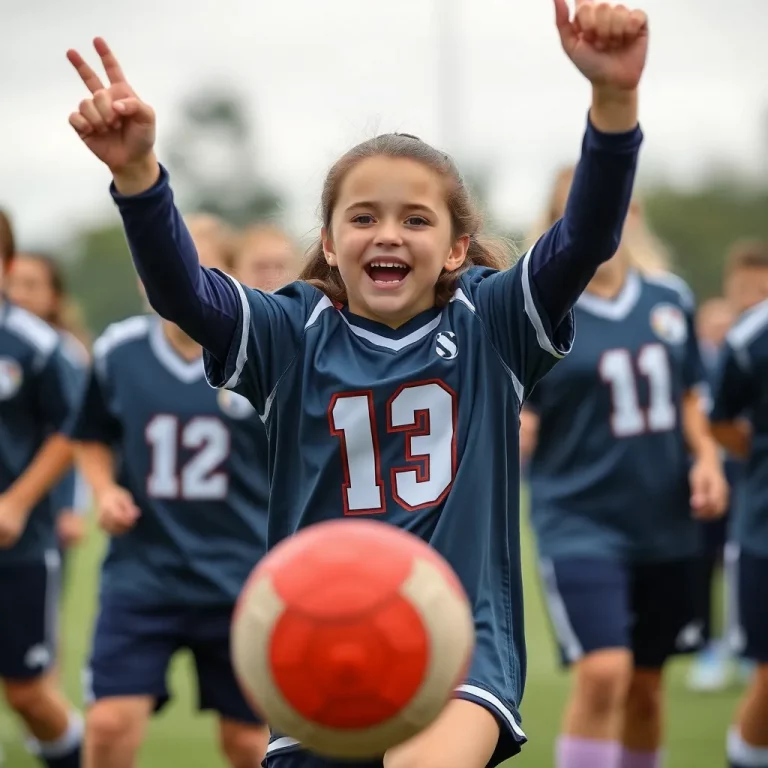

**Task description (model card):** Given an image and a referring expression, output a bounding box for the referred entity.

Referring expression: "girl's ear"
[321,227,337,267]
[444,234,470,273]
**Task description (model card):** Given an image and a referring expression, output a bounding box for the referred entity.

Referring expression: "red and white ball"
[231,518,474,759]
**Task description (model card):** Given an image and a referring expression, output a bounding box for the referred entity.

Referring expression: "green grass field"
[1,519,741,767]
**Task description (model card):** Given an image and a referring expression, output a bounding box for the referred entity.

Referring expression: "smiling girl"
[66,2,648,765]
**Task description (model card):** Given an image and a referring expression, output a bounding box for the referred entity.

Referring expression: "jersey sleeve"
[710,341,757,421]
[69,357,123,445]
[467,257,575,397]
[203,276,323,413]
[34,345,80,434]
[682,301,706,391]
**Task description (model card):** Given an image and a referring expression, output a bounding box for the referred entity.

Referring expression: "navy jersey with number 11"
[527,271,705,563]
[204,254,574,755]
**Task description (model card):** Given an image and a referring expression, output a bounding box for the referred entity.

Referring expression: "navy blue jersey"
[51,330,90,517]
[527,271,705,562]
[0,302,78,563]
[204,254,574,737]
[711,299,768,557]
[71,315,269,606]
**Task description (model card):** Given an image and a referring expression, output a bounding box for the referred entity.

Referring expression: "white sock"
[727,727,768,767]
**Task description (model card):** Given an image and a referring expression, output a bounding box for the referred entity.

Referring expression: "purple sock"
[619,747,662,768]
[557,736,621,768]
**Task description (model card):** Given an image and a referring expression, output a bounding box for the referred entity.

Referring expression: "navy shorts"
[85,597,262,724]
[0,551,61,680]
[725,545,768,663]
[538,557,703,669]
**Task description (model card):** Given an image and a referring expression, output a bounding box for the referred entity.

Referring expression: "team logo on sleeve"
[0,357,23,400]
[649,303,687,345]
[435,332,458,360]
[217,389,257,419]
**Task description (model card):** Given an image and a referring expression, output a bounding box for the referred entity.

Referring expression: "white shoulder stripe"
[305,295,333,330]
[521,244,566,359]
[92,315,151,361]
[645,272,695,310]
[221,274,252,391]
[5,306,59,360]
[726,299,768,361]
[450,287,475,312]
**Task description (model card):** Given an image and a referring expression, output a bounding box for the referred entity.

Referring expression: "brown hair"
[13,253,91,346]
[299,133,511,306]
[725,239,768,276]
[0,208,16,271]
[535,166,671,276]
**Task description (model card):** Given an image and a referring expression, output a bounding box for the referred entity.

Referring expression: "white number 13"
[329,381,457,514]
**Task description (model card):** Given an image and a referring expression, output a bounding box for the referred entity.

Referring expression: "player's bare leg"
[383,699,499,768]
[84,696,153,768]
[217,719,269,768]
[2,675,82,767]
[558,649,632,766]
[728,664,768,768]
[619,669,663,766]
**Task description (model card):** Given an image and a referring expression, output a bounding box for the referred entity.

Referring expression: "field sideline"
[1,514,739,767]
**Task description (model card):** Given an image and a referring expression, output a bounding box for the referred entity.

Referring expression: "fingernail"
[114,102,125,112]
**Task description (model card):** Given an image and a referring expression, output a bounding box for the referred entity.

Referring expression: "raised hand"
[67,38,158,186]
[554,0,648,92]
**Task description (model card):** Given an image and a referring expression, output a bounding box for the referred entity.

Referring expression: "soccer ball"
[231,518,475,759]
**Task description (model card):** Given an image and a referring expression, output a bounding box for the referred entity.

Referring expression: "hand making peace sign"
[67,38,158,184]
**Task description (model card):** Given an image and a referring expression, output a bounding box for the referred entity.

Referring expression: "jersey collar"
[149,318,205,383]
[577,269,642,321]
[339,305,442,352]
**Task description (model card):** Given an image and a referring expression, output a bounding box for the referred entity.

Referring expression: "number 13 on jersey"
[329,381,457,515]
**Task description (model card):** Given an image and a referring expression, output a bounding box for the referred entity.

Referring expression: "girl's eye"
[352,214,375,225]
[405,216,428,226]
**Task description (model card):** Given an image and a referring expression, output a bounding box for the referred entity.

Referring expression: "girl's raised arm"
[66,38,238,363]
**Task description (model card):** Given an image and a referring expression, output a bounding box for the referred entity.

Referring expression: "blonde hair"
[534,166,671,276]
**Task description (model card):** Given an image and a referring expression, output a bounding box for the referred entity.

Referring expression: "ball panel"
[231,520,476,760]
[270,593,428,728]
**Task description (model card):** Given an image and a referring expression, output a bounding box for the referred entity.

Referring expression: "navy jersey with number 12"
[71,315,269,606]
[527,272,705,562]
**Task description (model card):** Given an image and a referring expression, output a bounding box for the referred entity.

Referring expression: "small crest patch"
[435,332,458,360]
[0,357,23,400]
[217,389,257,419]
[650,303,687,345]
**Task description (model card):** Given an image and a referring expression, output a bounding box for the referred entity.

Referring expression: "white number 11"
[599,344,676,437]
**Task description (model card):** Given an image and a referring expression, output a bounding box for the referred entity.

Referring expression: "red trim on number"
[386,379,458,513]
[328,390,386,516]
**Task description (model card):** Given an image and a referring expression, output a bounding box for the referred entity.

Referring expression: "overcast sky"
[3,0,766,251]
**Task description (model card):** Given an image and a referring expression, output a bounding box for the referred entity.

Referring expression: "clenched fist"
[555,0,649,92]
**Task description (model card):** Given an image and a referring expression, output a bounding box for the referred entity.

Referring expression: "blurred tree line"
[65,92,768,336]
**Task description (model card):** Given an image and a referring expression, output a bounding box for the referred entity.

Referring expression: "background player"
[687,241,768,694]
[66,2,650,764]
[686,297,737,692]
[0,211,83,768]
[710,272,768,768]
[70,218,270,768]
[236,224,299,292]
[521,167,728,768]
[6,252,91,571]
